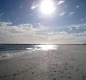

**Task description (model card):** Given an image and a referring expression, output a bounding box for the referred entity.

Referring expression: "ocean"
[0,44,58,60]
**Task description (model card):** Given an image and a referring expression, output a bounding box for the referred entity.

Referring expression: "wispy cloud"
[69,12,74,15]
[0,22,86,44]
[81,17,86,22]
[67,23,86,32]
[31,5,38,10]
[76,5,80,8]
[57,0,65,5]
[59,12,66,16]
[68,12,74,17]
[31,2,38,10]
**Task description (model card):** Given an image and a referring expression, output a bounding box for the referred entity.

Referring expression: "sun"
[39,0,56,16]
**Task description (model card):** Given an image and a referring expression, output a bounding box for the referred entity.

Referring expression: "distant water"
[0,44,58,60]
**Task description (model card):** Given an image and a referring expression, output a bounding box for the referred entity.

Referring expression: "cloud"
[57,0,65,5]
[31,5,37,10]
[0,22,86,44]
[67,23,86,31]
[76,5,79,8]
[81,17,86,22]
[31,2,38,10]
[59,12,66,16]
[69,12,74,15]
[68,12,74,16]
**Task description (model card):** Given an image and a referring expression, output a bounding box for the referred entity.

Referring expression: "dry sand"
[0,45,86,80]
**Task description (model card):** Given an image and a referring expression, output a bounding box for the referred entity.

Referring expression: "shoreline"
[0,45,86,80]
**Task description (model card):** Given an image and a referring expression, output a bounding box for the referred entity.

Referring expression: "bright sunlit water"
[0,44,59,60]
[36,45,58,51]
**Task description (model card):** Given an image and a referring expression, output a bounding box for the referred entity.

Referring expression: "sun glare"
[37,45,57,51]
[39,0,56,16]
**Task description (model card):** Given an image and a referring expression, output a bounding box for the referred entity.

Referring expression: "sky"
[0,0,86,44]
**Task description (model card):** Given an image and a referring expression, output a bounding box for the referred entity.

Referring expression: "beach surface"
[0,45,86,80]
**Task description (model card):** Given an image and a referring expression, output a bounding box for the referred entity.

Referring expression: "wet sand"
[0,45,86,80]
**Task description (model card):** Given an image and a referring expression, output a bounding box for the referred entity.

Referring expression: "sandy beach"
[0,45,86,80]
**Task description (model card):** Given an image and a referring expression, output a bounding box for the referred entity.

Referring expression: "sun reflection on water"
[36,45,58,51]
